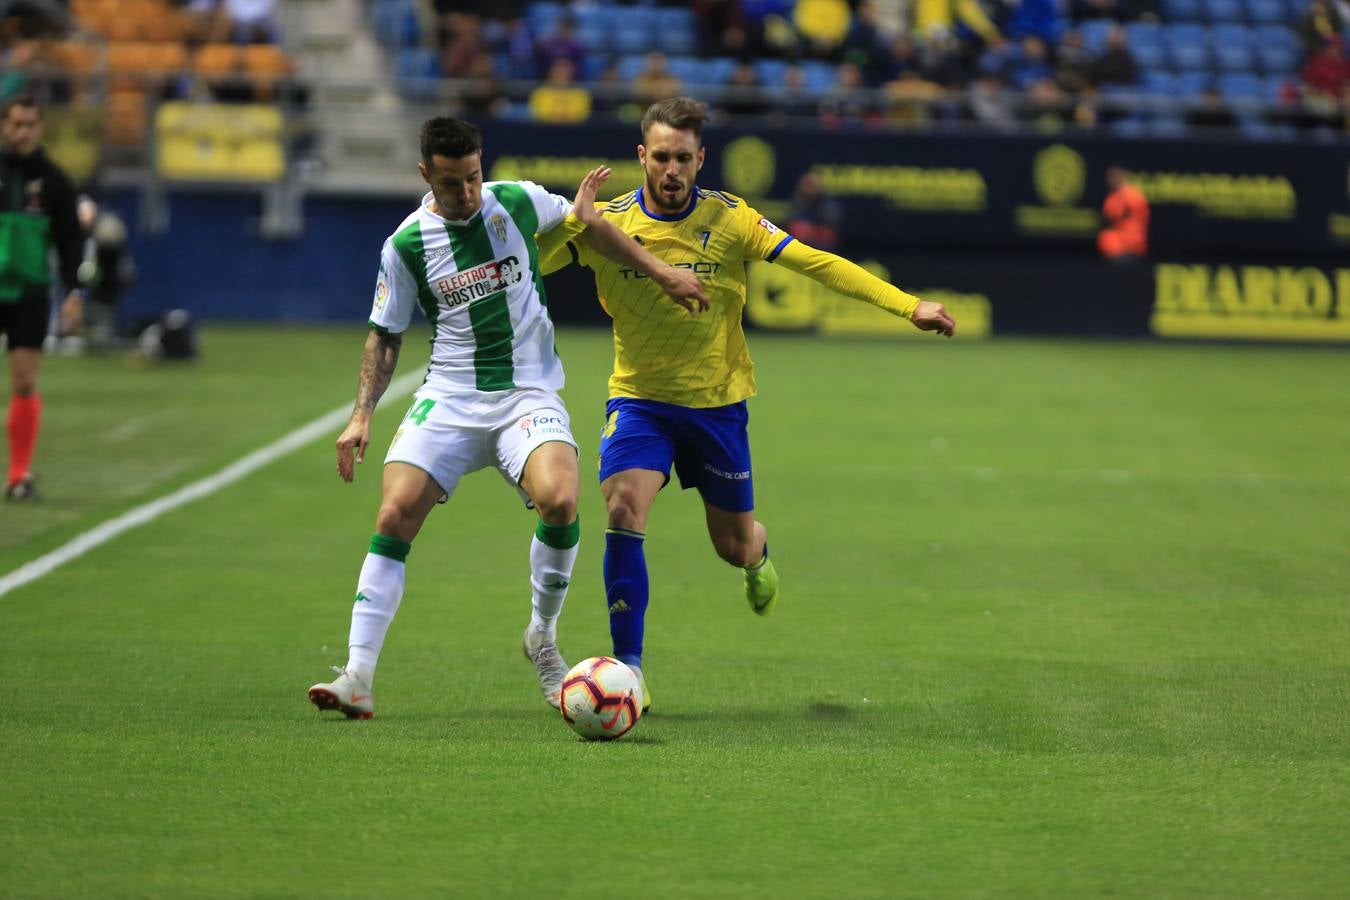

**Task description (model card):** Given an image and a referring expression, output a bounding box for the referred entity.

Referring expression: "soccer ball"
[560,656,643,741]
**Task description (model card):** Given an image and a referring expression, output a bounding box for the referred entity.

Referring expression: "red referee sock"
[7,393,41,487]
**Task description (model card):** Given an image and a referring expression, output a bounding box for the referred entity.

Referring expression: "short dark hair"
[3,94,39,119]
[640,97,709,143]
[419,117,482,163]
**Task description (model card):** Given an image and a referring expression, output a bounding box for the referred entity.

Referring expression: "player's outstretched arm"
[336,328,402,482]
[569,166,709,315]
[775,240,955,337]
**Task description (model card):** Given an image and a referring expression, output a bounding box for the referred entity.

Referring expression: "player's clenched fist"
[335,416,371,482]
[910,300,956,337]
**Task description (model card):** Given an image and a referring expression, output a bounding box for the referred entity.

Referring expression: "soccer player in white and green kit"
[308,118,706,719]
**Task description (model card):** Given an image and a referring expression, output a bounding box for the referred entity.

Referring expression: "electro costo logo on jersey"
[435,256,524,308]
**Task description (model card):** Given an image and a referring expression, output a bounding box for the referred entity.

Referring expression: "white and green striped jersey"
[369,181,572,394]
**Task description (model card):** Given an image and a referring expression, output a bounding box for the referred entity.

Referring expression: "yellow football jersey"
[539,187,794,408]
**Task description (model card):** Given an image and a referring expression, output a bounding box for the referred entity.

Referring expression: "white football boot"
[522,625,569,710]
[308,667,374,720]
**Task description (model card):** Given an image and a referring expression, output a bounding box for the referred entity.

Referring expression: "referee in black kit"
[0,94,85,501]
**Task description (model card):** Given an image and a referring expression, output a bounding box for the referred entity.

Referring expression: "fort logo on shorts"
[518,413,567,440]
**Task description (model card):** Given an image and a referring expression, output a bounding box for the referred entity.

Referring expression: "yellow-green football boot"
[744,555,779,615]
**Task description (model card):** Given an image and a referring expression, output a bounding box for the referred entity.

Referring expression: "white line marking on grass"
[0,372,424,599]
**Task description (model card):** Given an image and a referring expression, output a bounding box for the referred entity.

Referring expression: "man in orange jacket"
[1098,165,1149,261]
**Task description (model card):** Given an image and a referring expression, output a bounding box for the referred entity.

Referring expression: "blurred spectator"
[883,72,942,126]
[1301,36,1350,98]
[882,34,921,81]
[912,0,1001,46]
[528,58,592,124]
[1007,0,1065,44]
[721,62,772,117]
[460,52,509,118]
[1089,25,1138,87]
[1021,79,1072,129]
[1098,166,1149,261]
[490,17,539,80]
[693,0,754,58]
[796,0,853,56]
[1070,0,1159,19]
[775,64,819,118]
[1055,28,1094,94]
[818,61,874,125]
[0,1,67,39]
[1297,0,1345,58]
[1185,85,1238,130]
[968,72,1017,130]
[787,172,843,249]
[841,1,894,85]
[186,0,280,44]
[1009,36,1055,89]
[441,13,486,78]
[75,198,137,352]
[633,52,682,106]
[224,0,279,44]
[536,15,586,78]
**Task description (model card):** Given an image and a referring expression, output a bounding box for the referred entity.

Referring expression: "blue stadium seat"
[576,23,606,51]
[1141,69,1181,95]
[1111,116,1150,137]
[754,59,789,87]
[1080,20,1114,53]
[1262,73,1294,100]
[394,47,440,99]
[1244,0,1287,23]
[801,60,838,92]
[615,54,646,82]
[578,54,610,82]
[1132,40,1169,68]
[526,2,566,36]
[1163,0,1206,20]
[614,26,651,54]
[1204,0,1247,22]
[666,55,706,85]
[572,6,610,32]
[1166,23,1213,68]
[1217,71,1265,99]
[1253,25,1301,72]
[1150,116,1189,137]
[372,0,419,48]
[1176,70,1216,93]
[656,8,696,55]
[1212,23,1256,69]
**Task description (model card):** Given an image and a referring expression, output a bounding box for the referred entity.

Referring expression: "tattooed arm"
[335,328,402,482]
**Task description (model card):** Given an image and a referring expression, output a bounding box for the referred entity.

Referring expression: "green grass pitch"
[2,326,1347,898]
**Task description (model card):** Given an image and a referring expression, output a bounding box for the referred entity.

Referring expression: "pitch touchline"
[0,372,425,599]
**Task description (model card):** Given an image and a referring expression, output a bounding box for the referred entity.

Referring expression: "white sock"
[528,530,578,639]
[346,550,405,686]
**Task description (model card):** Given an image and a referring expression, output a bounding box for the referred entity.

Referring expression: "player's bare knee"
[374,501,418,540]
[534,489,577,525]
[605,491,645,531]
[11,375,37,395]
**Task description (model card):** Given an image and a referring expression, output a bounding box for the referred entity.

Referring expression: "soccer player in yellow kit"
[538,98,955,709]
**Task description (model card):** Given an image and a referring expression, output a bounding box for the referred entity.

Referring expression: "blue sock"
[604,528,649,669]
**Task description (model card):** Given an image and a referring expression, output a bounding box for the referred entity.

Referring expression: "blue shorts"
[598,397,754,513]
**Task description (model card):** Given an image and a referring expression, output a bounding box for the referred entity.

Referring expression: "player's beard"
[649,177,691,212]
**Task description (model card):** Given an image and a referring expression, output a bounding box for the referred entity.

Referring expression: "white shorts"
[384,387,578,504]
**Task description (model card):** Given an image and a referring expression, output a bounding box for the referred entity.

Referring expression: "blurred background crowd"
[2,0,1349,152]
